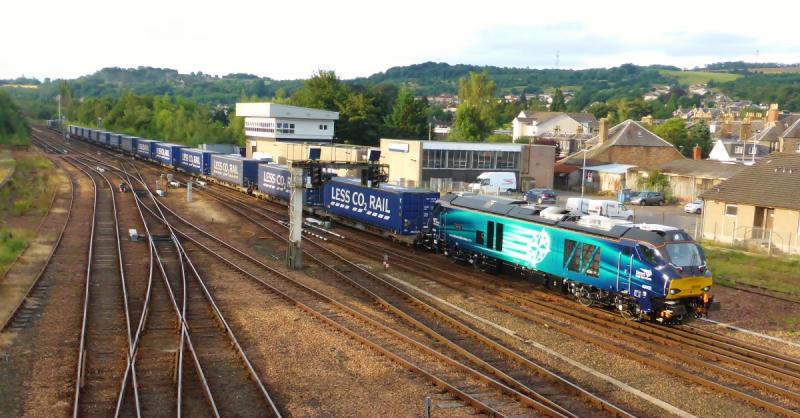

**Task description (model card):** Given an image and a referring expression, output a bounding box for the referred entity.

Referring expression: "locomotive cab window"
[638,245,663,266]
[564,239,600,278]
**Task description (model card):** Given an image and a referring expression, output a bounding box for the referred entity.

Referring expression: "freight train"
[61,124,717,322]
[64,125,438,242]
[421,193,719,322]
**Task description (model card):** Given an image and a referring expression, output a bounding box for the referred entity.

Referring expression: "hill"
[4,61,800,119]
[658,70,741,86]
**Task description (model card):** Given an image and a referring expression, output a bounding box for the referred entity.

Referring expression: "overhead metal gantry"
[286,158,388,270]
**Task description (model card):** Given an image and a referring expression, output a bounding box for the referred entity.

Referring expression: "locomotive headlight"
[701,286,710,292]
[669,289,682,295]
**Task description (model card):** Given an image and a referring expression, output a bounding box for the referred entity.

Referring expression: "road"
[503,190,702,235]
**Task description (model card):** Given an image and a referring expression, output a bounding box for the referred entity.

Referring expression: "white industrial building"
[236,103,339,152]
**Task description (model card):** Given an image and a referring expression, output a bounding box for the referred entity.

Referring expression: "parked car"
[617,188,637,203]
[630,191,665,206]
[524,188,557,204]
[684,200,703,214]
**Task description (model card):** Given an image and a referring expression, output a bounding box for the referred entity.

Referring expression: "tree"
[385,88,428,139]
[0,90,30,145]
[651,118,688,146]
[686,120,712,157]
[637,170,672,200]
[550,88,566,111]
[252,78,268,98]
[449,71,498,141]
[336,93,381,146]
[290,70,349,111]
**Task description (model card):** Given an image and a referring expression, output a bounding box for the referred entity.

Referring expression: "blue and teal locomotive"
[423,194,719,323]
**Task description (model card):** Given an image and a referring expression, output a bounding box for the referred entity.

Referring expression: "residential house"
[779,118,800,154]
[629,158,747,202]
[700,153,800,253]
[512,111,598,141]
[555,119,684,190]
[689,84,710,96]
[643,92,661,102]
[427,93,459,108]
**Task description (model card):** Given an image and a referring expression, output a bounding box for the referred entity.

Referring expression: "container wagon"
[153,142,184,167]
[209,154,261,190]
[121,136,139,155]
[256,164,322,205]
[109,133,122,149]
[136,139,158,160]
[322,177,439,238]
[177,148,216,176]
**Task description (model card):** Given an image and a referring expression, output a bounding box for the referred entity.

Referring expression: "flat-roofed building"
[236,103,339,156]
[379,138,555,191]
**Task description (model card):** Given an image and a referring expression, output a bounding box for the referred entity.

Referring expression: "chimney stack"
[641,115,653,126]
[740,117,751,142]
[598,118,608,144]
[722,117,732,137]
[692,144,702,160]
[767,103,780,123]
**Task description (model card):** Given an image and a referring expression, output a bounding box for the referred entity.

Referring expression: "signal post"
[286,152,388,270]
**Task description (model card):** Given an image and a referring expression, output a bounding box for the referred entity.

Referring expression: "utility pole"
[580,148,587,201]
[286,163,304,269]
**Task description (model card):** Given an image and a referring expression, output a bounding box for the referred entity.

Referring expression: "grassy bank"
[0,152,15,186]
[0,155,54,216]
[659,70,742,86]
[0,154,56,275]
[0,228,28,275]
[704,245,800,296]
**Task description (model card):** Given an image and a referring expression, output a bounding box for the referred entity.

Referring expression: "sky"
[3,0,799,81]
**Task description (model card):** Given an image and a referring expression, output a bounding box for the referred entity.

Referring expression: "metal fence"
[700,221,800,256]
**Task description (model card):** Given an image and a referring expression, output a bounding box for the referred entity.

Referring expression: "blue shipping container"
[323,177,439,235]
[153,143,184,167]
[178,148,216,175]
[257,164,321,204]
[109,134,122,149]
[210,154,260,187]
[100,132,111,146]
[121,136,139,154]
[136,139,158,159]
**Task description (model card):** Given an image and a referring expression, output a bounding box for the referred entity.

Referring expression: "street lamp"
[580,146,588,201]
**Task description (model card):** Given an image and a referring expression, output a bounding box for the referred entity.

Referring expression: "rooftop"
[656,159,747,179]
[700,153,800,211]
[235,102,339,120]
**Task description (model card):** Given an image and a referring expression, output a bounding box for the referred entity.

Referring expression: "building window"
[725,204,738,216]
[447,150,469,168]
[795,143,800,153]
[473,151,493,169]
[495,151,518,169]
[319,124,329,130]
[276,122,295,134]
[422,149,445,168]
[734,145,743,154]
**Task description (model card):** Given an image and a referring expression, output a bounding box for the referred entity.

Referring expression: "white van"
[469,172,517,194]
[566,197,591,214]
[588,200,634,221]
[566,198,634,221]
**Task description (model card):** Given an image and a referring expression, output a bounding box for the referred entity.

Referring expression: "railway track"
[192,171,800,416]
[88,153,280,416]
[38,128,800,416]
[307,217,800,416]
[34,131,282,416]
[48,131,629,416]
[149,175,633,417]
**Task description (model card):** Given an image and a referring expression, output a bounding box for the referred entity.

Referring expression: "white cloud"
[2,0,799,81]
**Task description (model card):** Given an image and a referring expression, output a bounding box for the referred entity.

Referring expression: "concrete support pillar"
[287,164,304,269]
